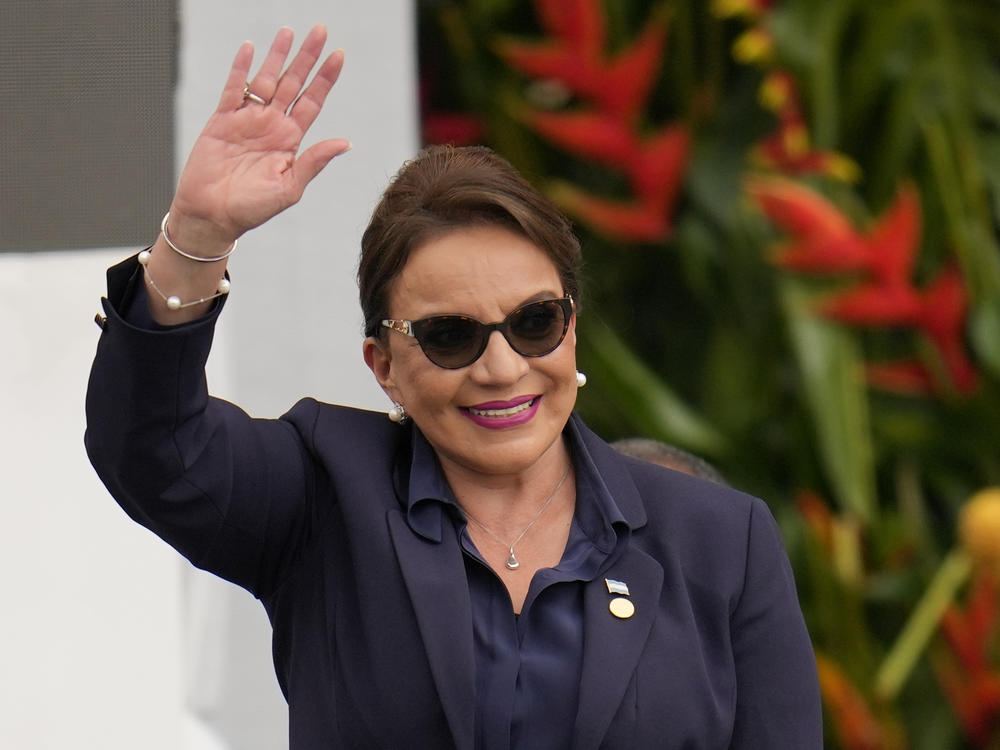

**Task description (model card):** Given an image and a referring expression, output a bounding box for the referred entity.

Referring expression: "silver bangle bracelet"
[138,249,231,311]
[160,212,238,263]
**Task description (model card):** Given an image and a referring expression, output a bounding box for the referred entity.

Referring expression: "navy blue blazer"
[86,257,822,749]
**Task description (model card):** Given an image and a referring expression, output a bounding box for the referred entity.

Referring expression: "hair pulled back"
[359,145,582,337]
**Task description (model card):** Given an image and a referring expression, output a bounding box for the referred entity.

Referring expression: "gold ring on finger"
[242,83,268,106]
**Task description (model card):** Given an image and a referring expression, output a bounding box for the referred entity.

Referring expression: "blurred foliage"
[418,0,1000,746]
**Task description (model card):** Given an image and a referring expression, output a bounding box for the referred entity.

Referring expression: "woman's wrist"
[162,205,242,261]
[160,213,238,263]
[142,227,232,324]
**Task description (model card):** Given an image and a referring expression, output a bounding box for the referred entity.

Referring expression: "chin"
[448,415,570,476]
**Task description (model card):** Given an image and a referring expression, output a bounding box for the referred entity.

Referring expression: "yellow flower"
[824,153,862,183]
[711,0,772,20]
[758,71,794,112]
[959,487,1000,573]
[732,28,775,65]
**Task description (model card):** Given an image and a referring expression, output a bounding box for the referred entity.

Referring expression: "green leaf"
[980,134,1000,220]
[781,281,878,523]
[578,316,728,457]
[971,298,1000,378]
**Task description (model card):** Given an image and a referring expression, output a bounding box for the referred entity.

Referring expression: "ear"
[363,336,399,401]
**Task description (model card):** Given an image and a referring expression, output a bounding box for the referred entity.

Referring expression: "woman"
[86,25,822,749]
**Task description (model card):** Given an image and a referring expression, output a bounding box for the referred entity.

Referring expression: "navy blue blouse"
[406,429,631,750]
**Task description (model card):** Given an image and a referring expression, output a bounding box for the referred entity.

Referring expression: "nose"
[469,330,530,384]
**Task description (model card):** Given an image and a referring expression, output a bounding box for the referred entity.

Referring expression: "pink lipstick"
[462,395,540,429]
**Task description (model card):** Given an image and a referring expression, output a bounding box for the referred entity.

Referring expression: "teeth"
[469,399,535,418]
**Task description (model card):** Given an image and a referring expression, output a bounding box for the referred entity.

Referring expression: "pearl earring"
[388,403,408,423]
[576,371,587,388]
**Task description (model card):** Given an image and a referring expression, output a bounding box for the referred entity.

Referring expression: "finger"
[246,27,295,103]
[287,139,352,196]
[217,41,254,111]
[287,49,345,134]
[270,24,329,112]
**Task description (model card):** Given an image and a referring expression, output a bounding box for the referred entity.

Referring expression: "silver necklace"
[461,465,572,570]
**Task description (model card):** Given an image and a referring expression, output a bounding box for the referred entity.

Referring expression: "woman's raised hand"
[139,25,349,325]
[167,25,350,253]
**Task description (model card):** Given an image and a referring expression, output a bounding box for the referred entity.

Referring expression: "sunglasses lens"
[408,298,572,368]
[508,299,569,356]
[415,316,484,368]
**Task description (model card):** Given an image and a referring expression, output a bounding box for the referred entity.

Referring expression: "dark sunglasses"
[381,296,574,369]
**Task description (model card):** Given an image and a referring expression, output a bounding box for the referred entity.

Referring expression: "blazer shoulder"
[619,454,780,592]
[282,399,397,437]
[625,455,759,526]
[280,399,410,475]
[570,414,762,537]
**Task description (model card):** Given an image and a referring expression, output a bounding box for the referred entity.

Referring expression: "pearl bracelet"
[138,249,231,311]
[161,212,238,263]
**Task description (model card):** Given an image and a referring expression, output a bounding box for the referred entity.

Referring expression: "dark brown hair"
[358,145,582,337]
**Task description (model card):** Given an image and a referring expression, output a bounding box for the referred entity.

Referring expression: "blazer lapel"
[388,509,476,750]
[572,546,664,750]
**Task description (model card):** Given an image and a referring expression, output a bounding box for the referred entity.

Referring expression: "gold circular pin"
[609,597,635,619]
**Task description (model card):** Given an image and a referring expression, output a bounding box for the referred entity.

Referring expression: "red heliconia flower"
[749,178,924,293]
[494,39,599,97]
[750,176,979,395]
[918,266,979,395]
[422,113,486,147]
[937,572,1000,746]
[864,183,921,286]
[746,176,870,272]
[597,11,670,122]
[865,361,935,396]
[753,125,861,182]
[935,654,1000,749]
[820,283,923,326]
[752,72,860,181]
[499,2,682,243]
[522,114,689,241]
[521,110,638,168]
[823,267,978,395]
[497,2,669,124]
[535,0,605,59]
[752,71,861,182]
[419,71,486,147]
[521,113,690,223]
[942,574,997,674]
[549,182,671,242]
[626,123,691,212]
[796,489,836,556]
[815,652,890,750]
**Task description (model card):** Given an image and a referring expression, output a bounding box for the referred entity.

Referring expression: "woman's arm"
[85,26,349,596]
[144,25,350,325]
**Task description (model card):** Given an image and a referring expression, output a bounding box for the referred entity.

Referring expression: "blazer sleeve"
[728,498,823,747]
[85,255,318,598]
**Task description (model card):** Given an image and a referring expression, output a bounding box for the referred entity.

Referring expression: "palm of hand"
[178,105,312,234]
[169,26,348,242]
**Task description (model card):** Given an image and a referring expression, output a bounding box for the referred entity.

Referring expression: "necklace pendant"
[505,551,520,570]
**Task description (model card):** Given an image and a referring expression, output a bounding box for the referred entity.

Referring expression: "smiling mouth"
[466,397,538,418]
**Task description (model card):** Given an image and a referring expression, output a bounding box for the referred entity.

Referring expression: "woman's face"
[364,224,578,480]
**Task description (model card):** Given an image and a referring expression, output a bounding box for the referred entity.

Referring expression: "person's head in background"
[611,437,727,486]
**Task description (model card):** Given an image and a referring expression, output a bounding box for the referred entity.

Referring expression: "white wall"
[0,2,417,748]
